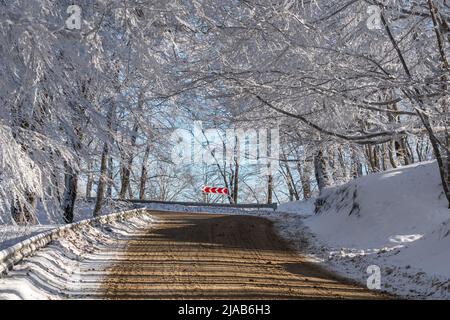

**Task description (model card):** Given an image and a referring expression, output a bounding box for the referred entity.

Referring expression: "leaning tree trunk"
[283,161,299,201]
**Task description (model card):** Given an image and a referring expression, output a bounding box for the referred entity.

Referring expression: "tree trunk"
[328,146,338,183]
[337,145,348,181]
[351,148,363,178]
[93,98,116,216]
[119,89,144,199]
[139,144,150,200]
[283,161,299,201]
[373,145,380,172]
[62,164,78,223]
[11,193,37,225]
[93,144,109,216]
[381,143,388,171]
[86,159,93,198]
[314,149,330,193]
[128,183,134,200]
[61,82,89,222]
[396,138,412,165]
[388,140,398,168]
[106,156,113,198]
[267,173,273,204]
[232,159,239,204]
[298,157,312,199]
[119,154,132,199]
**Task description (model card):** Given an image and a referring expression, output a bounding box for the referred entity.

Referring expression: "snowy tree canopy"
[0,0,449,223]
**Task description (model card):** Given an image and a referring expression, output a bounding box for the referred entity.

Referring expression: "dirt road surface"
[100,212,387,299]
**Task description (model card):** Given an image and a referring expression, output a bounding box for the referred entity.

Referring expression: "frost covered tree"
[1,0,450,225]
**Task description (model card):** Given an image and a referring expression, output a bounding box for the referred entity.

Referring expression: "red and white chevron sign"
[202,186,229,195]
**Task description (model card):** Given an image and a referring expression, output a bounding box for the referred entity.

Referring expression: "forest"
[1,0,449,224]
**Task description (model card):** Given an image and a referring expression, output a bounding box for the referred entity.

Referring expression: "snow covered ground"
[0,213,155,299]
[0,200,137,251]
[274,161,450,299]
[0,225,55,251]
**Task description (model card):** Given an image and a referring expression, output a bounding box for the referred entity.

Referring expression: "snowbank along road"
[0,211,388,299]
